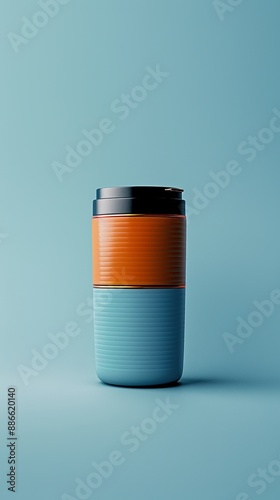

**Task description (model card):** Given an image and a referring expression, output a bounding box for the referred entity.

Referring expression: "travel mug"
[92,186,186,387]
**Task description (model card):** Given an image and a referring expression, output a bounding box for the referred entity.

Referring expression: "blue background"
[0,0,280,499]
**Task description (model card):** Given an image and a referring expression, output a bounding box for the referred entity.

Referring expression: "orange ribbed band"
[92,215,186,287]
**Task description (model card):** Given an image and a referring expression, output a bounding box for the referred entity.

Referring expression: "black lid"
[93,186,185,215]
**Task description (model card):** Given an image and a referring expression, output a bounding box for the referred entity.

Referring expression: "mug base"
[96,369,183,388]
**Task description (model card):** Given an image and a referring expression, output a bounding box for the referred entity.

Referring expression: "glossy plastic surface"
[92,216,186,286]
[94,287,185,386]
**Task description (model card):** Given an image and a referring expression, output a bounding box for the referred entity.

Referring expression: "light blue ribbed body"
[93,287,185,386]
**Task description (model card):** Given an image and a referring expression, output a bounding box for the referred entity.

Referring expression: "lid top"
[96,186,184,200]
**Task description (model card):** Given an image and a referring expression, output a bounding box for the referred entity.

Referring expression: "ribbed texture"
[94,288,185,386]
[92,216,186,286]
